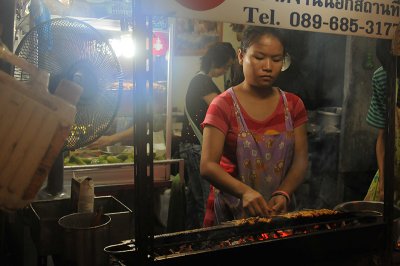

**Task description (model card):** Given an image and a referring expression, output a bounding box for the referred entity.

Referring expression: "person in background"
[86,112,165,149]
[365,39,400,204]
[180,42,236,230]
[86,127,133,149]
[200,26,308,226]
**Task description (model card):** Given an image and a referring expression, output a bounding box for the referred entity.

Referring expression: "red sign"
[175,0,225,11]
[152,32,169,56]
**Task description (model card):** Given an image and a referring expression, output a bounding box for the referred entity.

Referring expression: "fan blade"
[13,17,122,150]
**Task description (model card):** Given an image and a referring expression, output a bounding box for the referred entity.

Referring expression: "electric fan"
[13,17,123,198]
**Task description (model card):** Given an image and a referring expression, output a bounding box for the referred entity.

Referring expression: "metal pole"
[0,0,16,74]
[383,44,397,266]
[382,25,400,264]
[165,18,174,161]
[133,0,154,264]
[0,0,15,258]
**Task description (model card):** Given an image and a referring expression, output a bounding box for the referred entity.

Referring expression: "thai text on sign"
[142,0,400,39]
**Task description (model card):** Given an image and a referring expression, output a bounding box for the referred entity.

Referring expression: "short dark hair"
[230,26,287,86]
[375,38,392,71]
[240,26,287,54]
[200,42,236,73]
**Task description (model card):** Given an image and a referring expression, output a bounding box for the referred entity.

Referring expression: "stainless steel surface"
[63,159,184,186]
[104,239,135,263]
[334,201,400,218]
[335,200,400,247]
[28,198,69,256]
[28,196,133,256]
[59,212,111,266]
[316,107,342,128]
[64,158,183,170]
[94,196,134,243]
[103,145,134,155]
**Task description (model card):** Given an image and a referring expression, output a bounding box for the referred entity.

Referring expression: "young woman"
[200,26,309,226]
[180,42,236,229]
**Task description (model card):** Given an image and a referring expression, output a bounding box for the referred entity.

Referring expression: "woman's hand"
[242,188,271,217]
[86,135,115,149]
[267,195,288,215]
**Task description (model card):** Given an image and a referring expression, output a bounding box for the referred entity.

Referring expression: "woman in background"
[180,42,236,229]
[200,26,308,226]
[365,39,400,204]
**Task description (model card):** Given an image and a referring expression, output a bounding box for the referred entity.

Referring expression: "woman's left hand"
[267,195,288,215]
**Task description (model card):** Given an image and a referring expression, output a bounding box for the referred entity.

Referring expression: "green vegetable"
[90,158,101,164]
[99,154,108,160]
[82,158,92,164]
[69,155,86,165]
[116,153,128,161]
[64,156,71,164]
[106,155,123,164]
[124,156,134,163]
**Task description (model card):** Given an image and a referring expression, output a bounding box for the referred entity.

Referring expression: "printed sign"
[142,0,400,39]
[175,0,225,11]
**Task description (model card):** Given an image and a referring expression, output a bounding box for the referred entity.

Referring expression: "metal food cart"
[128,0,400,265]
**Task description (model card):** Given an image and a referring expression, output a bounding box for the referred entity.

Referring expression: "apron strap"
[182,71,208,145]
[228,87,294,132]
[278,89,294,131]
[184,106,203,145]
[228,88,248,132]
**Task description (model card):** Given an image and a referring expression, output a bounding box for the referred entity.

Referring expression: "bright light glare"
[109,35,135,58]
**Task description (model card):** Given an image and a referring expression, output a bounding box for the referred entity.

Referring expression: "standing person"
[180,42,236,229]
[365,39,400,204]
[200,26,309,226]
[86,127,134,149]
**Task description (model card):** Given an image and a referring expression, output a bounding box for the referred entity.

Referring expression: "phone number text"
[290,12,397,37]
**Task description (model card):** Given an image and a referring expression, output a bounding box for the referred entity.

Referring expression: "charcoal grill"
[105,211,386,265]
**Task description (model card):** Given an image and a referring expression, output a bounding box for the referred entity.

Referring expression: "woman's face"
[239,34,284,89]
[210,58,234,77]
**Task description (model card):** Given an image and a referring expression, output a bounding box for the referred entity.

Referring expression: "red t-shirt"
[202,89,308,177]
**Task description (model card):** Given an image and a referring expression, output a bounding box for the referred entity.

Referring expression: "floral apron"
[214,88,295,224]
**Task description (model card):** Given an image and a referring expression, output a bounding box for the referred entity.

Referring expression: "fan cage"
[13,17,123,150]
